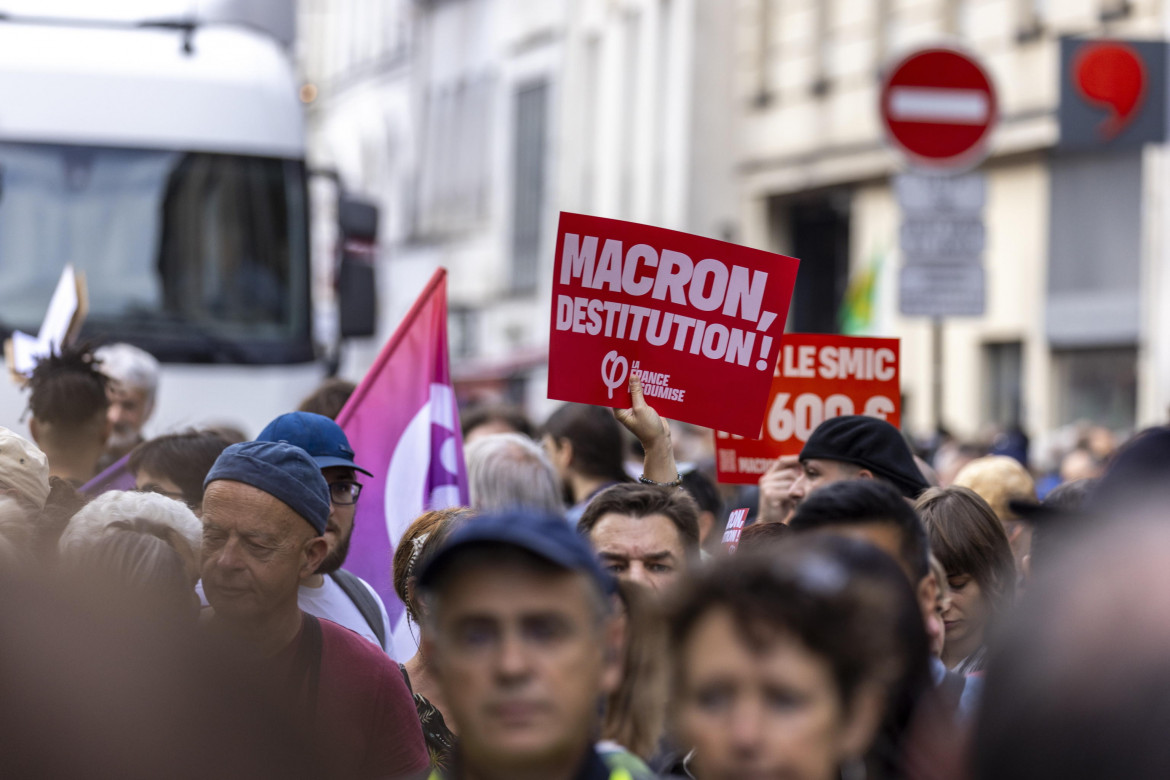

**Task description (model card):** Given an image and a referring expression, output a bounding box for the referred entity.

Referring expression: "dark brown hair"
[27,345,109,427]
[670,539,922,707]
[540,403,631,484]
[128,430,231,508]
[736,519,793,553]
[461,404,535,440]
[296,378,356,420]
[915,486,1016,615]
[392,507,473,622]
[578,483,701,560]
[669,535,931,777]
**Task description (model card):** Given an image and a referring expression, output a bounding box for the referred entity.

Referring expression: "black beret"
[800,416,928,499]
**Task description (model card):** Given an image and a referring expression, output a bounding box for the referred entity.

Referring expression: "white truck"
[0,0,374,438]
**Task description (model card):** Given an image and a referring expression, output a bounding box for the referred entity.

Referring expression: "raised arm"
[613,373,679,485]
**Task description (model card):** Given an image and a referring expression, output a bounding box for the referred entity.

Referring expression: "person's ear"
[917,571,938,611]
[598,613,624,696]
[98,415,112,446]
[839,681,886,764]
[300,536,329,579]
[555,438,574,470]
[28,417,40,445]
[856,468,876,481]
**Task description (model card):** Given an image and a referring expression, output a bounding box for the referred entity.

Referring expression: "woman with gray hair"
[465,432,563,513]
[57,491,202,613]
[58,490,202,558]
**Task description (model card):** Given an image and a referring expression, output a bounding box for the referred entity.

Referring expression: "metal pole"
[932,317,944,434]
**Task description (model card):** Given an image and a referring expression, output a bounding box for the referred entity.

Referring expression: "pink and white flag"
[337,269,468,660]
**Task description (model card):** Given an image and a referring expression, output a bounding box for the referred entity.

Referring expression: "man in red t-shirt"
[201,440,429,778]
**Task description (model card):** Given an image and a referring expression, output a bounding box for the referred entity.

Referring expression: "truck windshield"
[0,141,311,363]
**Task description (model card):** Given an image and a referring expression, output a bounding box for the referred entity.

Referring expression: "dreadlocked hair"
[27,344,110,427]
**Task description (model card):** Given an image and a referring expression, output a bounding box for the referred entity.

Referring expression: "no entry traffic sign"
[880,48,998,170]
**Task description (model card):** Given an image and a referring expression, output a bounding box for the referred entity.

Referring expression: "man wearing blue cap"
[256,411,393,653]
[417,510,655,780]
[201,440,429,778]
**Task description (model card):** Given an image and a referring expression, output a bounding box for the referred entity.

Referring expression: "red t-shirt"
[277,614,430,778]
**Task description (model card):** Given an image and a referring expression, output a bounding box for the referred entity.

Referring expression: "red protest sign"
[547,212,800,437]
[714,334,901,484]
[721,508,749,554]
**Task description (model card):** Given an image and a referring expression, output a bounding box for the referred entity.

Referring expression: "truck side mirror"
[337,196,379,338]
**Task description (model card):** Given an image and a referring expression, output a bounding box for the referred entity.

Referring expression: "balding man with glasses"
[255,412,394,655]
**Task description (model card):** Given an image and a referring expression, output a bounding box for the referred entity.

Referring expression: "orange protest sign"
[714,334,901,484]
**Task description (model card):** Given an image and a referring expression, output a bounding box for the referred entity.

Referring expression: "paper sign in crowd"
[714,334,901,484]
[547,212,800,438]
[721,508,750,554]
[5,264,88,382]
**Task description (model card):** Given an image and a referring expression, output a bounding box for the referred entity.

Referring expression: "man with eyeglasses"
[254,412,394,655]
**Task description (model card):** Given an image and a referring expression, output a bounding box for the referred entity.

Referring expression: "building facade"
[299,0,735,420]
[734,0,1167,451]
[299,0,1162,453]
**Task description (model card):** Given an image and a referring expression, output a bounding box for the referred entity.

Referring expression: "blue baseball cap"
[256,412,373,477]
[418,509,615,596]
[204,441,331,535]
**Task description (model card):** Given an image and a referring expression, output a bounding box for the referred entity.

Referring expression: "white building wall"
[300,0,735,421]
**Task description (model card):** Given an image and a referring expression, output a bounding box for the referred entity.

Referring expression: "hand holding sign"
[613,373,677,485]
[721,509,749,554]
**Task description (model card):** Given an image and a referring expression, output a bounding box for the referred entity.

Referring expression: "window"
[620,11,641,216]
[984,341,1023,428]
[1047,151,1141,346]
[510,80,548,293]
[0,142,310,363]
[812,0,830,96]
[1100,0,1131,22]
[780,195,851,334]
[753,0,775,106]
[1016,0,1045,41]
[449,306,478,360]
[1053,346,1137,430]
[417,75,494,237]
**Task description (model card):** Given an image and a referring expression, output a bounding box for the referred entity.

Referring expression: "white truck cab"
[0,1,342,438]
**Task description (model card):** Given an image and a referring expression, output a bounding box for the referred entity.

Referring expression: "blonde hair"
[952,456,1036,522]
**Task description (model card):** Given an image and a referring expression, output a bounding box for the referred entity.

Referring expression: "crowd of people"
[0,341,1166,779]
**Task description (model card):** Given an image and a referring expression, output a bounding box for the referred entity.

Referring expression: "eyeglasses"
[329,480,363,505]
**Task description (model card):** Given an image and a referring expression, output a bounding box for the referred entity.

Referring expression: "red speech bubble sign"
[1074,42,1146,139]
